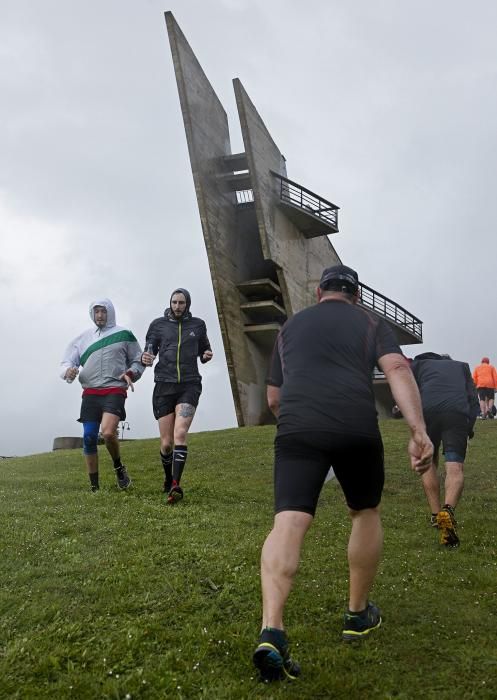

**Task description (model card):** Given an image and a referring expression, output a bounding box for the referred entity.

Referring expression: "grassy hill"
[1,421,496,699]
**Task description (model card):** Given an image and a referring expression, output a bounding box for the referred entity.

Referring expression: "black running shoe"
[167,482,184,504]
[253,628,301,682]
[116,466,132,490]
[430,514,439,528]
[90,485,99,493]
[342,602,382,642]
[437,508,459,547]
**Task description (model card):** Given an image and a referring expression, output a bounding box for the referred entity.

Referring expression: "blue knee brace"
[83,421,100,455]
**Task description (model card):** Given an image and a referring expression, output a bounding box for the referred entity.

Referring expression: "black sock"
[347,606,367,616]
[263,627,286,639]
[161,451,173,488]
[89,472,99,489]
[172,445,188,484]
[113,457,124,479]
[260,627,288,651]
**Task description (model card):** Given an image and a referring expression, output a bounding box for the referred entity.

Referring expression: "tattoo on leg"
[178,403,195,418]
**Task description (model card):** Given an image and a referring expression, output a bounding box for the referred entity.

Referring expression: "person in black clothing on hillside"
[252,265,433,682]
[142,289,213,503]
[411,352,479,547]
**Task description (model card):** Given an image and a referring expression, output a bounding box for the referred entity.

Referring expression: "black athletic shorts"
[152,381,202,420]
[273,431,384,516]
[78,393,126,423]
[477,387,494,401]
[425,411,469,463]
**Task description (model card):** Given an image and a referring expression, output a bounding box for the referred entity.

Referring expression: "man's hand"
[408,430,433,474]
[141,352,154,367]
[202,350,213,362]
[65,367,79,382]
[120,373,135,392]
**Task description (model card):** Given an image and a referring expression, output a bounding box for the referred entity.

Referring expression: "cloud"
[1,0,496,455]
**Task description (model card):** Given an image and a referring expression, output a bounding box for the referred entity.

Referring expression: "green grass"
[1,421,496,699]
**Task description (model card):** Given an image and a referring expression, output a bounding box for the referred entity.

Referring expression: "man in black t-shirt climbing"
[411,352,479,547]
[253,264,433,682]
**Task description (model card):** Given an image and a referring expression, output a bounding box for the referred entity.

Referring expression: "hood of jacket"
[164,288,192,321]
[89,298,116,330]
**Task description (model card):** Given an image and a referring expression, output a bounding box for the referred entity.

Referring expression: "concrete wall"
[165,12,266,425]
[234,79,341,315]
[53,437,84,450]
[165,12,411,427]
[53,436,106,450]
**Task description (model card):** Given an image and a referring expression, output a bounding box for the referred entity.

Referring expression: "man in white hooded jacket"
[60,299,145,491]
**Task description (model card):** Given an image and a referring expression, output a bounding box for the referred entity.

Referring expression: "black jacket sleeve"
[144,320,161,356]
[198,321,211,363]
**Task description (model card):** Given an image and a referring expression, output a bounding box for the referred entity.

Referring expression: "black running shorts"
[477,387,494,401]
[78,393,126,423]
[152,381,202,420]
[425,411,469,463]
[273,431,384,516]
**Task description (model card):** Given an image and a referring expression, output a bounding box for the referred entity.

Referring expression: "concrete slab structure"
[164,12,423,425]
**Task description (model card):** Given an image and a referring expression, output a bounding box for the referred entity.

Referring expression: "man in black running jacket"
[142,288,212,503]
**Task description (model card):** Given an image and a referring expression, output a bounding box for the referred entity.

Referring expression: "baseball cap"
[319,264,359,291]
[482,357,490,364]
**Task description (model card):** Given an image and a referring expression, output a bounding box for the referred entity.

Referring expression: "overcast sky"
[1,0,496,456]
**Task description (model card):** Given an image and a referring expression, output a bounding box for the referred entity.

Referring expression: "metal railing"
[359,283,423,341]
[271,171,339,229]
[236,189,254,205]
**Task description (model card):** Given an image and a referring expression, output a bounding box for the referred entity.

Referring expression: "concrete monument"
[164,12,422,425]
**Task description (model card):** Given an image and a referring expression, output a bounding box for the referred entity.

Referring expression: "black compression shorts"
[152,381,202,420]
[425,411,469,463]
[273,431,384,516]
[78,393,126,423]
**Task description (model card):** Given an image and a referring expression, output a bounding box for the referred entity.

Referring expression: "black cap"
[319,264,359,291]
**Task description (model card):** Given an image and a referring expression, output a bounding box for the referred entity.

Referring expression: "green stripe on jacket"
[80,330,138,367]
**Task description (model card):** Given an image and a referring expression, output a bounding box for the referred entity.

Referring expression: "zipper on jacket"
[176,320,182,382]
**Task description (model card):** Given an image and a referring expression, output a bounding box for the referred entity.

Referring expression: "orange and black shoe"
[437,507,459,547]
[167,481,184,504]
[253,627,300,682]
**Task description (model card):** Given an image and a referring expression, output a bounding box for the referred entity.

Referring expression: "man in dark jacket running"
[411,352,479,547]
[142,289,213,503]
